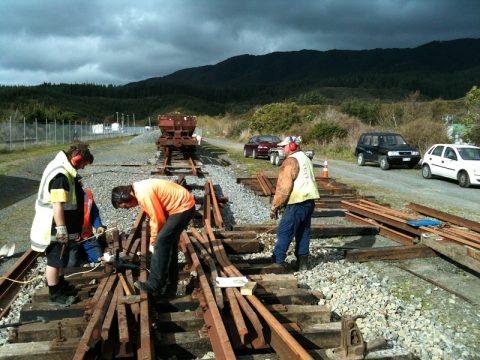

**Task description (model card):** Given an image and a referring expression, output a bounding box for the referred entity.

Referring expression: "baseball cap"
[278,136,295,146]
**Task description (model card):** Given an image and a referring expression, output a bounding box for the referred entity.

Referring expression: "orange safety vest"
[81,188,94,239]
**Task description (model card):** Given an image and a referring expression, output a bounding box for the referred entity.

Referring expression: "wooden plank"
[231,223,378,237]
[19,300,88,322]
[221,238,260,253]
[18,317,87,342]
[346,245,437,262]
[0,338,79,360]
[248,274,298,290]
[213,230,258,239]
[240,281,257,296]
[421,234,480,273]
[267,304,331,325]
[155,331,213,358]
[156,311,205,332]
[254,288,322,305]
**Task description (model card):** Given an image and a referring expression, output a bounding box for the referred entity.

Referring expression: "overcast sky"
[1,0,479,86]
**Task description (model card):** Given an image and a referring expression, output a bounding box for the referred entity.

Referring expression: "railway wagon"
[155,114,198,149]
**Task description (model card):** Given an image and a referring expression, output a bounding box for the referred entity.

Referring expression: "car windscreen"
[379,135,407,146]
[458,147,480,160]
[258,135,280,143]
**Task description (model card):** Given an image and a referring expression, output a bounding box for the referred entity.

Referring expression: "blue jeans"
[273,200,315,263]
[148,207,195,294]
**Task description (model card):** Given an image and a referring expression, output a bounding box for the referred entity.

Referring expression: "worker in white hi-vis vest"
[30,143,94,307]
[270,136,319,271]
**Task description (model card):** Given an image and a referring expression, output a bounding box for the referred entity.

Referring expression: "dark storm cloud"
[0,0,479,85]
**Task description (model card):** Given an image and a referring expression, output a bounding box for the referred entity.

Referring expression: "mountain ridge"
[133,38,480,88]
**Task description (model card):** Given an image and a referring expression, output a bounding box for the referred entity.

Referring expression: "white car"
[421,144,480,187]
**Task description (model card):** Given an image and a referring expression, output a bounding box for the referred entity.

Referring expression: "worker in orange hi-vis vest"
[68,188,107,267]
[111,179,195,298]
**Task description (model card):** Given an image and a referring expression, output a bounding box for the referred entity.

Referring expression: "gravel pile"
[0,133,478,359]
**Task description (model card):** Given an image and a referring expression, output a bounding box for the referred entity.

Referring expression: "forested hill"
[134,38,480,99]
[1,38,479,121]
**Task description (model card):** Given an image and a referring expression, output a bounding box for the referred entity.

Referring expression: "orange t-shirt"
[133,179,195,245]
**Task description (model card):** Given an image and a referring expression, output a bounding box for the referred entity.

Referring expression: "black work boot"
[59,275,78,296]
[298,256,309,271]
[134,281,159,295]
[48,284,76,307]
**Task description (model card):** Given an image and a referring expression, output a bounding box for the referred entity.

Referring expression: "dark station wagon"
[355,132,421,170]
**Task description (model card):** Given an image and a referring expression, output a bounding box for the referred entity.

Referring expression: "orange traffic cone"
[323,159,329,178]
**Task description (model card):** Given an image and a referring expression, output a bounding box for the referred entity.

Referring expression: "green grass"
[0,136,134,175]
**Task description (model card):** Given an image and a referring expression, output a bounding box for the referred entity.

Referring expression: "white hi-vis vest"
[287,151,320,205]
[30,151,78,252]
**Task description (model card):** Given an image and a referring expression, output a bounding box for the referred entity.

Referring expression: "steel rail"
[204,220,313,358]
[408,202,480,233]
[138,219,154,360]
[191,227,252,345]
[207,178,224,229]
[180,231,236,359]
[0,248,40,318]
[190,235,224,309]
[342,201,423,236]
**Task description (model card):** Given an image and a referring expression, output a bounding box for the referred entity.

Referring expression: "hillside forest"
[1,38,480,158]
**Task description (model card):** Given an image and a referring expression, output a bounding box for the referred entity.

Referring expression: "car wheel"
[252,149,257,159]
[458,171,471,188]
[243,149,248,158]
[275,155,282,166]
[357,153,365,166]
[379,156,390,170]
[422,164,432,179]
[270,154,275,164]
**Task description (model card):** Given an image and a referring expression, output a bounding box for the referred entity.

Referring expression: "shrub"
[249,103,300,133]
[310,122,348,146]
[399,118,449,154]
[340,99,381,125]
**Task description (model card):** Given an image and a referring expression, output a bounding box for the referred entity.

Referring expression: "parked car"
[421,144,480,187]
[243,135,281,159]
[355,132,421,170]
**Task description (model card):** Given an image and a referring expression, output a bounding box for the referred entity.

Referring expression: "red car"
[243,135,281,159]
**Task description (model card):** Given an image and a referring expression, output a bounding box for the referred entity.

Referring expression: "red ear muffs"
[71,154,83,167]
[289,142,297,151]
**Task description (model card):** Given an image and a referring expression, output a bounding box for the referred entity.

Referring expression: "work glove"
[55,225,69,245]
[96,226,107,236]
[270,208,278,220]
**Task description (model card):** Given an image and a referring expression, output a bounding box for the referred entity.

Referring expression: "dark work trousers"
[46,241,70,268]
[273,199,315,264]
[148,206,195,294]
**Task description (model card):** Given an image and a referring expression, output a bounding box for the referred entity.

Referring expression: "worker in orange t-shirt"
[111,179,195,297]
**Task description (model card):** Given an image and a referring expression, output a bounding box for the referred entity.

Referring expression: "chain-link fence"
[0,118,150,151]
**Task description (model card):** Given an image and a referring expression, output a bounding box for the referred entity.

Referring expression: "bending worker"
[111,179,196,297]
[270,136,319,271]
[68,188,107,267]
[30,143,94,307]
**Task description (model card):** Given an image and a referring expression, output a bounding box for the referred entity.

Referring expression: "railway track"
[0,131,479,358]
